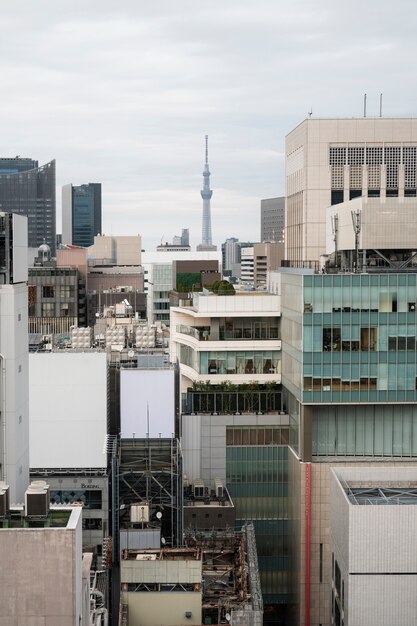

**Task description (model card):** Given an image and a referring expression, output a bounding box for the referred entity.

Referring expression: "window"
[60,285,74,298]
[42,286,54,298]
[41,303,54,317]
[323,327,341,351]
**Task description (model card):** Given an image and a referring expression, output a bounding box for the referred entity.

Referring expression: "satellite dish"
[161,537,166,545]
[156,511,162,520]
[225,614,231,622]
[128,350,135,358]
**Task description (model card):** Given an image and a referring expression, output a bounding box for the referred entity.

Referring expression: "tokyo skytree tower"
[200,135,214,247]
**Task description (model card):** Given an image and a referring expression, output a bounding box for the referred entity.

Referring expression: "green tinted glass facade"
[302,273,417,403]
[281,270,417,458]
[226,438,288,606]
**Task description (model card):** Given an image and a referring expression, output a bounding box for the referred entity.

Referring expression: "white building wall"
[120,368,176,438]
[61,183,73,245]
[1,284,30,503]
[331,466,417,626]
[29,352,107,469]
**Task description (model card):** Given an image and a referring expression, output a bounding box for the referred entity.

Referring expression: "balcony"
[176,324,280,342]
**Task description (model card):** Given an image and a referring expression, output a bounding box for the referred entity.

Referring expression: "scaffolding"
[118,438,183,547]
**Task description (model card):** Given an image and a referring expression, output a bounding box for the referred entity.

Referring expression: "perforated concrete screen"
[120,369,175,438]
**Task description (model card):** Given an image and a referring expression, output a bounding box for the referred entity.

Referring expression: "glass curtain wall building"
[62,183,102,247]
[0,157,56,254]
[282,270,417,459]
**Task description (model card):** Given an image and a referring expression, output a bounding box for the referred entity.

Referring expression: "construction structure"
[119,524,262,626]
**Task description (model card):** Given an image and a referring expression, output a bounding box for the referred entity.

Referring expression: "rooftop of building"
[0,505,81,529]
[344,484,417,506]
[286,115,417,136]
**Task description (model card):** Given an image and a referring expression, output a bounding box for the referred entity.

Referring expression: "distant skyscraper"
[222,237,241,279]
[181,228,190,247]
[197,136,217,251]
[0,157,56,255]
[62,183,102,247]
[260,196,285,243]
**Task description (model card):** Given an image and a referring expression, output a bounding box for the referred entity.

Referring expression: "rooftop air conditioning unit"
[131,503,149,523]
[0,482,10,517]
[193,480,205,499]
[214,478,224,499]
[25,481,50,517]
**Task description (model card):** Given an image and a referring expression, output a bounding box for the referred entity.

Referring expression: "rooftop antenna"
[379,93,383,117]
[363,93,367,117]
[205,134,208,165]
[351,209,361,272]
[308,108,313,118]
[331,213,339,268]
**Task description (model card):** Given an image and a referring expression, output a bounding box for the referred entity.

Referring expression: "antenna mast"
[351,209,362,272]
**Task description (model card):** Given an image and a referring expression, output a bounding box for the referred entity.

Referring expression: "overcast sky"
[1,0,416,249]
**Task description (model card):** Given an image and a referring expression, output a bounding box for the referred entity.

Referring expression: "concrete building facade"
[0,213,30,503]
[285,117,417,263]
[170,291,281,392]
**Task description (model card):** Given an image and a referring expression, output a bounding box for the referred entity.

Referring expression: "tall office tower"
[285,117,417,263]
[197,136,217,252]
[0,157,56,255]
[62,183,102,247]
[260,196,285,243]
[0,213,30,503]
[222,237,241,276]
[181,228,190,247]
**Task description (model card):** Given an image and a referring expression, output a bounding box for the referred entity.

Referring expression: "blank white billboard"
[120,369,175,438]
[29,352,107,468]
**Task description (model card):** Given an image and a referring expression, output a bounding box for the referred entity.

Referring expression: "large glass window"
[199,351,281,375]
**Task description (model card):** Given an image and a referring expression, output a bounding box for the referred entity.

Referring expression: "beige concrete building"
[285,117,417,263]
[253,242,285,288]
[0,503,85,626]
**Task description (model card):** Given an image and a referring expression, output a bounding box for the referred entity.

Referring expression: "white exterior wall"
[240,247,254,283]
[12,214,28,283]
[331,466,417,626]
[0,283,29,504]
[62,183,73,245]
[327,196,417,254]
[120,368,176,438]
[29,352,107,469]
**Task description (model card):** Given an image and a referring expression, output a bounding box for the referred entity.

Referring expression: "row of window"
[41,285,75,298]
[226,427,289,446]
